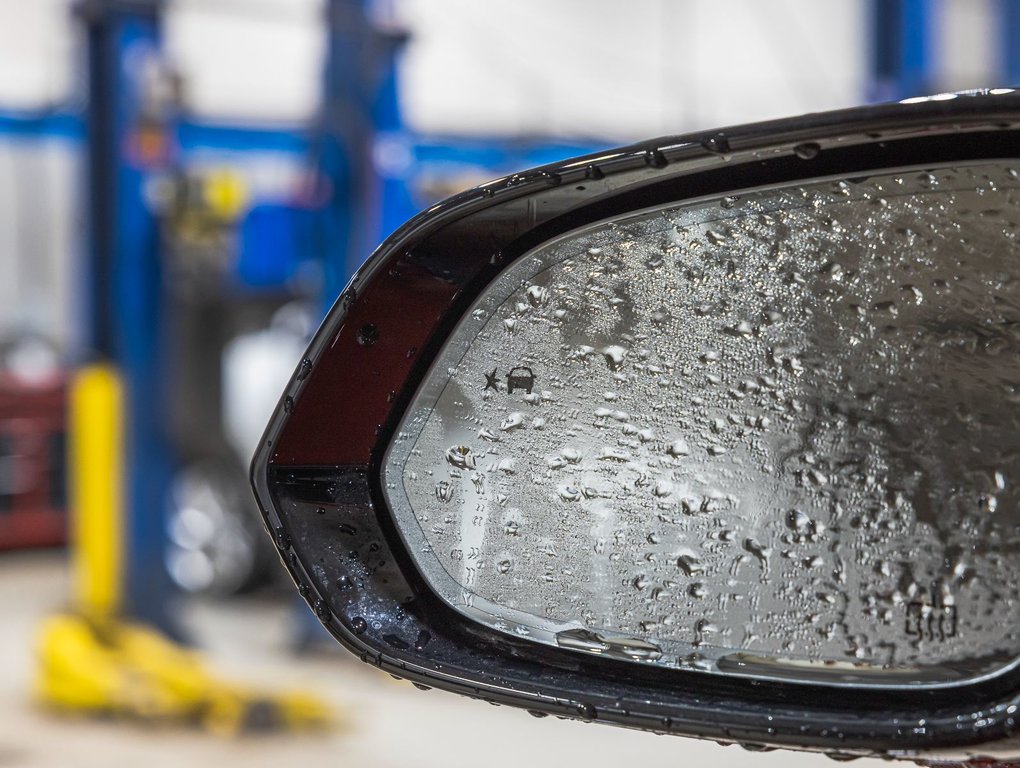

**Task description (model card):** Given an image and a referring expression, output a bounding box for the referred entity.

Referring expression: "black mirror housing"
[253,90,1020,762]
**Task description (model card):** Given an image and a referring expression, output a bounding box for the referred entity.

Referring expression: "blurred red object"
[0,376,66,551]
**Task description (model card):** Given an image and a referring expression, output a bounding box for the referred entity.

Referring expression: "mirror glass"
[383,162,1020,687]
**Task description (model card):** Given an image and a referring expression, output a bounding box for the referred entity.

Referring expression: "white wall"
[938,0,998,93]
[164,0,325,125]
[0,0,75,111]
[0,137,78,348]
[394,0,868,140]
[0,0,326,124]
[0,0,1007,134]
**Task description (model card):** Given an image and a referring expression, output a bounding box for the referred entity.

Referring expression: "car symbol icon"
[505,366,535,394]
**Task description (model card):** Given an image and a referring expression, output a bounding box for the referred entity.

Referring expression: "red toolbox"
[0,376,66,551]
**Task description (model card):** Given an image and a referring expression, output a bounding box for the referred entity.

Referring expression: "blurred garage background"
[0,1,1010,765]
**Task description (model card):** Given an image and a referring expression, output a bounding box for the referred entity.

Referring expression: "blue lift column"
[318,0,408,304]
[869,0,937,102]
[76,0,178,634]
[35,0,333,729]
[1003,0,1020,86]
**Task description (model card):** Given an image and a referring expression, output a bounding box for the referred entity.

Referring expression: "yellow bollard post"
[70,365,124,621]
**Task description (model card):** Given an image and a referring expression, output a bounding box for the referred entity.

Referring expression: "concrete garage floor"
[0,552,887,768]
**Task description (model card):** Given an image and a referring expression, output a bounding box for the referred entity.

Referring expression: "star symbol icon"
[483,368,499,391]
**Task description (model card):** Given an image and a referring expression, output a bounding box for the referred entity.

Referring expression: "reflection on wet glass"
[384,163,1020,687]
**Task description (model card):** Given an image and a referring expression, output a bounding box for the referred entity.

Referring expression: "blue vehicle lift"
[315,0,409,301]
[77,0,176,632]
[869,0,936,102]
[19,0,610,708]
[1004,0,1020,87]
[34,0,329,731]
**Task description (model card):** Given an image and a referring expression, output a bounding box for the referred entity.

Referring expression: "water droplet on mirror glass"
[434,481,454,503]
[445,445,476,469]
[793,142,821,160]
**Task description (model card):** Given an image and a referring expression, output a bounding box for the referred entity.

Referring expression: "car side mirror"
[252,90,1020,763]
